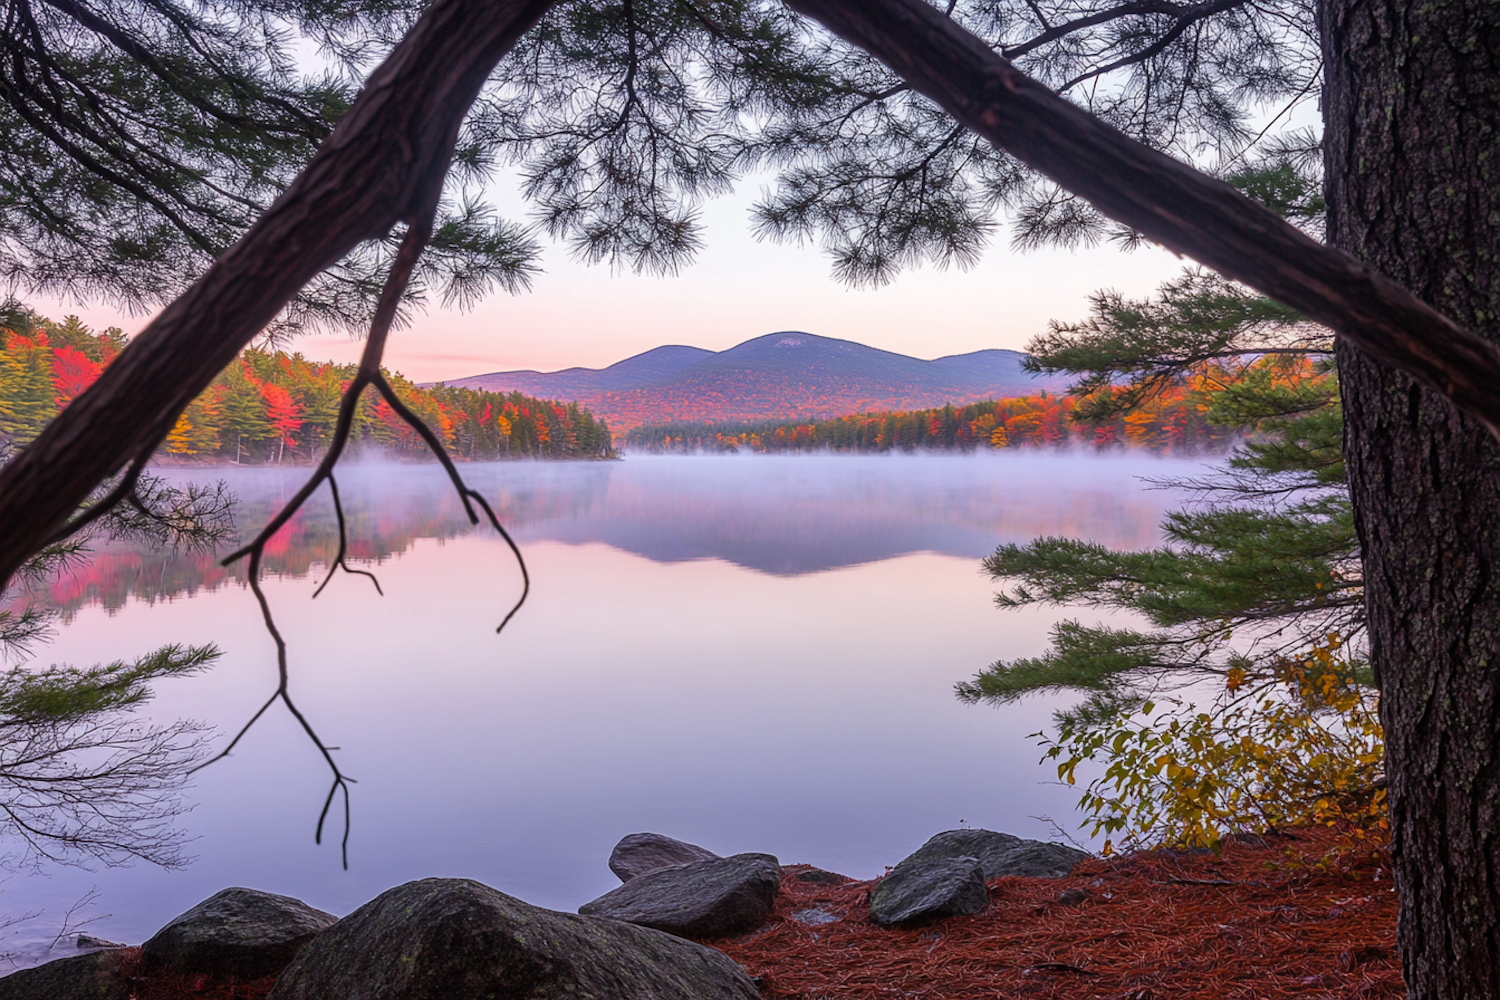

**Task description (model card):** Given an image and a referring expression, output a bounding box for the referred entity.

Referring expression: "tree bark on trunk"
[3,0,1500,589]
[0,0,556,583]
[1322,1,1500,994]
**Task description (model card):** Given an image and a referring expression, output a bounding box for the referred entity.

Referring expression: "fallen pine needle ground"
[696,828,1400,1000]
[96,827,1398,999]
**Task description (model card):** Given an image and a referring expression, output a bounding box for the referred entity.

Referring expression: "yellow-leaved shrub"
[1041,635,1386,857]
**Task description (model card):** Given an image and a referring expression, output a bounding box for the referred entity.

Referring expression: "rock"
[580,853,781,937]
[1056,889,1091,906]
[869,856,989,927]
[899,829,1021,876]
[900,830,1086,879]
[76,935,126,950]
[790,868,848,885]
[0,949,130,1000]
[265,877,759,1000]
[141,887,337,981]
[789,908,840,926]
[986,841,1089,878]
[610,833,721,881]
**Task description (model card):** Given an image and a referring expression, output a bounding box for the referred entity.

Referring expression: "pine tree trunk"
[1321,1,1500,994]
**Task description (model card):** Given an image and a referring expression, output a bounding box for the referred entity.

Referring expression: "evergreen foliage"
[0,325,236,869]
[956,266,1374,847]
[0,308,616,462]
[0,645,219,870]
[626,384,1244,455]
[0,464,232,870]
[1,0,1319,312]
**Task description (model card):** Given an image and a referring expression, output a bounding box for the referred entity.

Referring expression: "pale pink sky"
[32,185,1187,384]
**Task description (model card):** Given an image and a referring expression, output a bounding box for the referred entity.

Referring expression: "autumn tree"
[0,0,1499,988]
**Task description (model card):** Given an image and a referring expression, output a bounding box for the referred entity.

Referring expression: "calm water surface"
[5,453,1203,962]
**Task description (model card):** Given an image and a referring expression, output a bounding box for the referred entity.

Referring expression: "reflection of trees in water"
[42,467,614,616]
[42,459,1180,610]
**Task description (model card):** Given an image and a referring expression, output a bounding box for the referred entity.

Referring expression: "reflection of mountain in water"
[524,458,1177,575]
[45,456,1191,612]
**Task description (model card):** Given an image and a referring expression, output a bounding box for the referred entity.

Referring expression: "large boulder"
[900,830,1086,879]
[141,886,337,980]
[0,949,131,1000]
[580,853,780,937]
[266,878,759,1000]
[987,840,1091,878]
[609,833,721,881]
[869,856,989,927]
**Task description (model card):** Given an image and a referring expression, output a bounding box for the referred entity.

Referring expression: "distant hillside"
[440,332,1070,431]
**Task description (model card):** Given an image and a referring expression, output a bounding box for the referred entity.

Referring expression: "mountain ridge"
[439,332,1070,430]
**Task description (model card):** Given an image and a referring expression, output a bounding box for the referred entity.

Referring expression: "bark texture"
[787,0,1500,435]
[1322,0,1500,995]
[5,0,1500,590]
[0,0,556,584]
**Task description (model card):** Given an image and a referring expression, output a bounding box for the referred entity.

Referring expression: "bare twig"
[40,459,146,547]
[312,474,383,599]
[46,887,105,952]
[202,220,529,866]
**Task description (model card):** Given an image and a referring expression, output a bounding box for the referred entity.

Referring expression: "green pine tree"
[956,265,1377,849]
[218,362,275,463]
[0,331,60,447]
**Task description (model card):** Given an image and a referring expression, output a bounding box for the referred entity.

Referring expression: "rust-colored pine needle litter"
[700,829,1399,1000]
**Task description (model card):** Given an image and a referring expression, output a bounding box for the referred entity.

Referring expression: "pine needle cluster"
[958,246,1380,851]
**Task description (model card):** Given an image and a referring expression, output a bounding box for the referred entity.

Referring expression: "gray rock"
[901,830,1086,879]
[789,908,840,926]
[790,868,848,885]
[265,878,759,1000]
[869,856,989,927]
[141,886,337,981]
[610,833,721,881]
[990,840,1089,878]
[580,853,781,937]
[900,829,1020,876]
[0,950,130,1000]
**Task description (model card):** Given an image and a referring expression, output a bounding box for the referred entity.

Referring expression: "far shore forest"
[0,318,614,462]
[627,371,1262,454]
[4,314,1309,463]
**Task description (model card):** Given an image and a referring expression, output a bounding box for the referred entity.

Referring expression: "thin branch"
[370,374,530,633]
[41,459,146,548]
[1005,0,1245,60]
[312,474,383,598]
[1057,0,1247,93]
[201,218,528,867]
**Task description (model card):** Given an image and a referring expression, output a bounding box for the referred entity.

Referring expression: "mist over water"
[7,452,1204,965]
[45,453,1189,612]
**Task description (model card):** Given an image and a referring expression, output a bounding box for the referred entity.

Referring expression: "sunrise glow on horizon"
[31,187,1188,385]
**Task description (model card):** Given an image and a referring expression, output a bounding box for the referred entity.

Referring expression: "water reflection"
[46,454,1189,614]
[7,453,1202,964]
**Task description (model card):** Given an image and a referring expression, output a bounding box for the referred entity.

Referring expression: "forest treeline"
[625,373,1273,454]
[0,312,614,463]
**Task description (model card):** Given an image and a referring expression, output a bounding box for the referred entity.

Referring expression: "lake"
[3,452,1204,966]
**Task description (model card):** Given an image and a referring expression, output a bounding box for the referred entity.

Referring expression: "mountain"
[439,332,1070,430]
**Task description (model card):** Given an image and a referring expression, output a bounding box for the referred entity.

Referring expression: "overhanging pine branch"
[784,0,1500,439]
[0,0,559,588]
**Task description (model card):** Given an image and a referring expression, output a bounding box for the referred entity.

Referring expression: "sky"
[31,176,1189,385]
